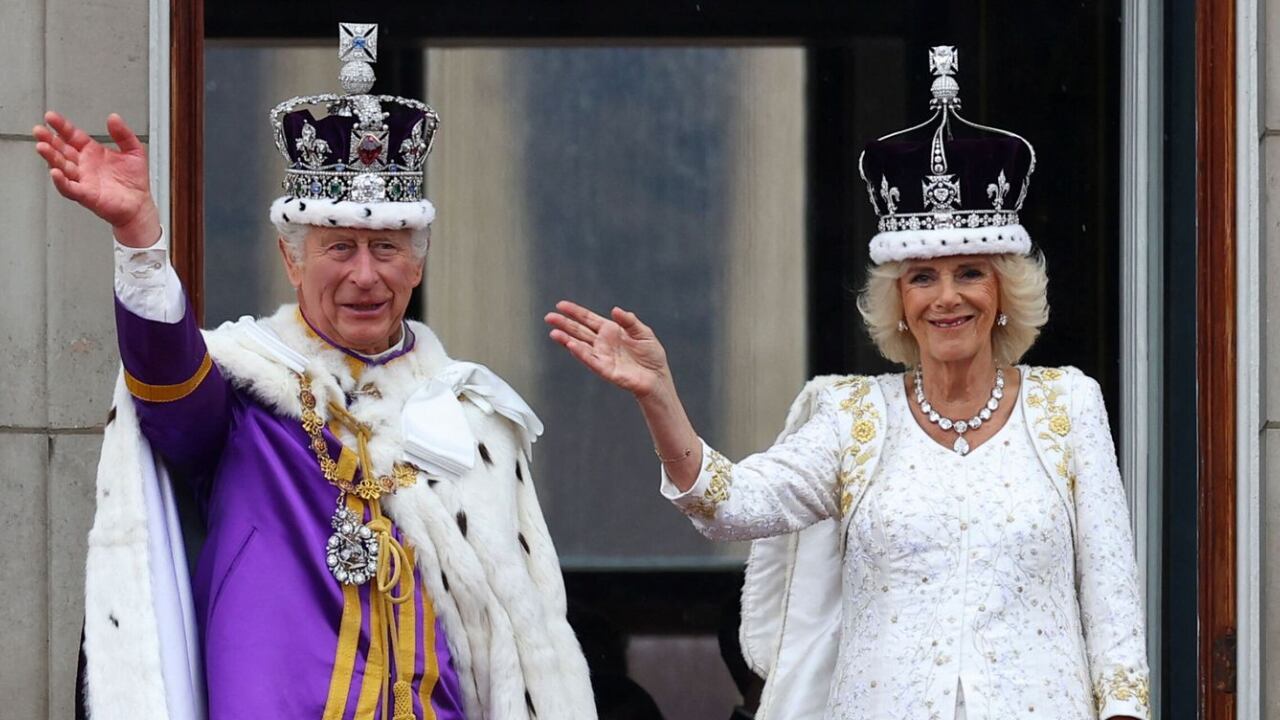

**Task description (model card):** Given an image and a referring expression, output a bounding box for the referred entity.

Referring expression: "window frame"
[167,2,1239,717]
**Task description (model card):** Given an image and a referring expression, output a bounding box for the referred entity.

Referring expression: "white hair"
[276,223,431,264]
[856,251,1050,366]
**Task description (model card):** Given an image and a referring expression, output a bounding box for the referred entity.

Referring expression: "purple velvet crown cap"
[281,107,432,171]
[860,127,1034,220]
[858,45,1037,265]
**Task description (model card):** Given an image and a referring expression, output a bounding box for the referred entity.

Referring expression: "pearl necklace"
[913,366,1005,456]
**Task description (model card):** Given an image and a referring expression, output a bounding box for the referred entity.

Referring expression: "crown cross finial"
[339,23,378,64]
[338,23,378,95]
[928,45,961,109]
[929,46,958,77]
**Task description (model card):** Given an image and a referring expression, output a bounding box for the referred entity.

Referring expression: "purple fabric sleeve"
[115,297,232,471]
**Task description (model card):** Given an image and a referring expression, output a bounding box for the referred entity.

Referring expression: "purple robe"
[115,299,466,720]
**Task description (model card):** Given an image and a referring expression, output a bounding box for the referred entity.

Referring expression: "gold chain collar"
[298,374,418,499]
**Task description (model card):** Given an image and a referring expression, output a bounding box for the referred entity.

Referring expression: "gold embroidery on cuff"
[124,352,214,403]
[686,449,733,520]
[1093,666,1150,715]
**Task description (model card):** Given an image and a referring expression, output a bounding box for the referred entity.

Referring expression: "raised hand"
[547,300,703,485]
[33,111,160,247]
[545,301,672,399]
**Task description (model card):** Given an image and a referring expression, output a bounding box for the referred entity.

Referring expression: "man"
[36,23,594,720]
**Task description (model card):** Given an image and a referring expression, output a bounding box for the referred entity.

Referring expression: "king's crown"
[269,23,439,205]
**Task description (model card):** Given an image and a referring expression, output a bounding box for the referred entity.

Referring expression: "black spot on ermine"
[518,533,530,554]
[478,443,492,465]
[525,690,537,716]
[106,406,116,425]
[108,613,119,628]
[515,461,524,483]
[441,571,450,593]
[298,201,306,211]
[456,511,468,537]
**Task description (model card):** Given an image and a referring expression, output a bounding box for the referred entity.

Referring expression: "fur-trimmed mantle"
[83,305,595,719]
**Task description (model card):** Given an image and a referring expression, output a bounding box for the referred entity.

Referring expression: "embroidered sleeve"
[1070,372,1151,720]
[660,387,845,541]
[113,229,186,323]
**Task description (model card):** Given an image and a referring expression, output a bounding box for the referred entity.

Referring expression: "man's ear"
[278,236,303,288]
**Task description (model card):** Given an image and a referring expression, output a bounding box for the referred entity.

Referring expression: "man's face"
[280,226,423,355]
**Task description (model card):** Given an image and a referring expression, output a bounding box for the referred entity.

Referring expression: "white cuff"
[114,228,185,323]
[659,438,714,501]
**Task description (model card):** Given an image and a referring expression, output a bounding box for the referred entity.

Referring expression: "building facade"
[3,0,1279,717]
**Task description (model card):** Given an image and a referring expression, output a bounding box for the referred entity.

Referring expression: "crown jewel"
[270,23,439,206]
[858,45,1037,264]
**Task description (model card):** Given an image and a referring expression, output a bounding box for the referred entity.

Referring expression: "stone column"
[0,0,149,716]
[421,49,537,397]
[716,48,807,458]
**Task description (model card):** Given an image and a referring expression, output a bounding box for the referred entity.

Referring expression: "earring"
[897,320,908,332]
[996,312,1008,327]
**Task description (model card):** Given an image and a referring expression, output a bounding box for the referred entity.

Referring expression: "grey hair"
[277,223,431,264]
[856,251,1050,366]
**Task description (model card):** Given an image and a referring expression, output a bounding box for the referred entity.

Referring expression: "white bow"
[401,361,543,481]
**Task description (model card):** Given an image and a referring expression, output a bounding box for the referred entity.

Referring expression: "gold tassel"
[393,680,415,720]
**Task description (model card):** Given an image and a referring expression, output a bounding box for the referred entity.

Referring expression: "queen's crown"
[859,46,1036,239]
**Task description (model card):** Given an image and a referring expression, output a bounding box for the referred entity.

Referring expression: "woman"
[546,47,1148,720]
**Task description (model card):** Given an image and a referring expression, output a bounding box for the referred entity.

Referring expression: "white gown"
[662,368,1150,720]
[850,379,1088,718]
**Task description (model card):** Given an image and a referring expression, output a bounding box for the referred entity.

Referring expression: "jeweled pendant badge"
[325,505,379,585]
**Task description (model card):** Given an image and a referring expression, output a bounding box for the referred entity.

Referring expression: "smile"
[341,301,389,314]
[928,315,973,329]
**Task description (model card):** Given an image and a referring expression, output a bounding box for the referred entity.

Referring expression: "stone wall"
[0,0,148,715]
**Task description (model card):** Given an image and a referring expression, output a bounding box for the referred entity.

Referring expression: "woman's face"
[898,255,1001,365]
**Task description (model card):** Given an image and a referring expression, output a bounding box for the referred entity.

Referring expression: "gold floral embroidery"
[853,419,877,444]
[833,376,881,517]
[1049,414,1072,437]
[1024,367,1077,492]
[1092,666,1150,714]
[687,449,733,520]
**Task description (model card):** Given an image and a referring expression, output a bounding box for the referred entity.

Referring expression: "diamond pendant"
[325,505,379,586]
[953,436,970,456]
